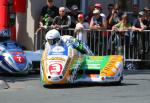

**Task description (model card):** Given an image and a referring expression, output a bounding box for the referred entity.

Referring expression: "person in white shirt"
[74,14,89,44]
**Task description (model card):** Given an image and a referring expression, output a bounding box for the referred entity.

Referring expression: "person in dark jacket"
[51,7,71,30]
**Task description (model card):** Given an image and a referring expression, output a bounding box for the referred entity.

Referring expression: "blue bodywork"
[0,40,30,74]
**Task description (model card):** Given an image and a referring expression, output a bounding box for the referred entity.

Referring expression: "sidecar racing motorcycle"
[0,40,32,74]
[40,44,124,86]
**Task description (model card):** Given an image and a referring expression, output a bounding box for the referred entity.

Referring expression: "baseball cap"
[71,5,78,11]
[94,3,102,8]
[78,14,84,18]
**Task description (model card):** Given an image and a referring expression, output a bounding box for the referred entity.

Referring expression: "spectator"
[111,13,131,55]
[35,0,58,50]
[65,7,71,16]
[70,5,82,28]
[143,7,150,30]
[94,3,106,23]
[107,4,120,29]
[89,9,107,55]
[143,7,150,54]
[107,4,114,14]
[51,7,71,31]
[132,11,147,31]
[39,0,58,30]
[90,9,106,30]
[132,11,147,58]
[128,4,139,25]
[112,13,131,31]
[74,14,89,44]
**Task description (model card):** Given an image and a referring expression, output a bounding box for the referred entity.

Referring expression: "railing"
[34,29,150,62]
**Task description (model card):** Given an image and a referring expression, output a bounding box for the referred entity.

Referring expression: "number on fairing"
[49,63,62,75]
[17,56,22,62]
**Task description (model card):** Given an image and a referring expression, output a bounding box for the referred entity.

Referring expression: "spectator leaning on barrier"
[112,13,131,31]
[35,0,58,50]
[51,7,71,32]
[39,0,58,30]
[111,13,131,55]
[143,7,150,30]
[142,7,150,54]
[132,11,147,31]
[74,13,89,44]
[90,9,106,30]
[94,3,106,21]
[132,11,147,58]
[89,9,107,55]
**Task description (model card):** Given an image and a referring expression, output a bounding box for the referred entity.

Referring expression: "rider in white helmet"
[45,29,94,55]
[45,29,60,46]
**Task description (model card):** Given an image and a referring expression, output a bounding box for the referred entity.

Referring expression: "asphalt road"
[0,70,150,103]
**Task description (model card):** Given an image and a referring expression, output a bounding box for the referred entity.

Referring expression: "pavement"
[0,80,9,90]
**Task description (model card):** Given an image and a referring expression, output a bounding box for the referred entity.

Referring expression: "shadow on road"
[0,73,40,83]
[43,82,139,89]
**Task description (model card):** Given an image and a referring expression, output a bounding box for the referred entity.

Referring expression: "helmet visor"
[48,38,60,45]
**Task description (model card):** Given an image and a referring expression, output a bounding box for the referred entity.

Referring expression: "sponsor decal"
[103,57,118,71]
[0,29,10,37]
[49,46,68,55]
[100,56,121,76]
[13,55,25,63]
[89,74,100,78]
[52,46,65,53]
[10,52,23,55]
[49,63,63,75]
[105,77,115,80]
[86,56,103,60]
[48,57,65,61]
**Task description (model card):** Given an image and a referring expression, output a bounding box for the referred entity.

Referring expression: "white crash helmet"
[45,29,61,45]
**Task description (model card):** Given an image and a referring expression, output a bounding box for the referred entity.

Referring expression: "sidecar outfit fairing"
[0,41,31,74]
[40,45,124,85]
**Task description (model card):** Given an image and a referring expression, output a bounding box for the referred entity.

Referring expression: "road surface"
[0,70,150,103]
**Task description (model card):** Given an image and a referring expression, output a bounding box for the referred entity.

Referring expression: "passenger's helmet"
[45,29,60,45]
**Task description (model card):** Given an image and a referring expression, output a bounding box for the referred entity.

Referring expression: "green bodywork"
[81,56,110,70]
[70,55,110,71]
[70,55,111,79]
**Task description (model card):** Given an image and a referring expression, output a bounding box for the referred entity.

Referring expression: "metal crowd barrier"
[34,29,150,62]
